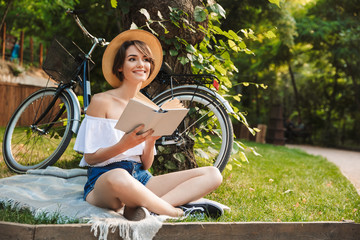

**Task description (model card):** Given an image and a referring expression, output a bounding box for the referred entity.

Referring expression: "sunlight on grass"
[209,141,360,223]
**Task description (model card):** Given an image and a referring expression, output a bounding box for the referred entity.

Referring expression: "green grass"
[1,125,359,224]
[209,141,360,223]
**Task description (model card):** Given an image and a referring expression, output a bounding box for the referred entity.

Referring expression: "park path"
[286,144,360,195]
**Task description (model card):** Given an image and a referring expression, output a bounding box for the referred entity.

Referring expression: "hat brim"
[102,29,163,88]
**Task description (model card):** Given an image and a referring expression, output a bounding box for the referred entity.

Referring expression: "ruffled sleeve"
[74,115,146,167]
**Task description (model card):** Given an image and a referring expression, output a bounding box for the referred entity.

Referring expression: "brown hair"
[112,40,155,83]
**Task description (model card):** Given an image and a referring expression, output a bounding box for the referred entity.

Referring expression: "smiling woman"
[73,29,224,221]
[112,40,154,87]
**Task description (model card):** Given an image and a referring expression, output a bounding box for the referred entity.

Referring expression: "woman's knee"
[205,166,223,188]
[104,168,134,191]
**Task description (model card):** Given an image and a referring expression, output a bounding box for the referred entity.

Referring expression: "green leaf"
[268,0,281,8]
[157,156,164,163]
[228,30,239,40]
[193,61,204,70]
[238,41,247,49]
[228,40,240,52]
[169,49,178,56]
[165,161,177,170]
[130,22,138,30]
[244,48,254,55]
[264,30,276,39]
[194,148,209,159]
[187,53,196,62]
[178,56,189,65]
[157,11,164,20]
[214,64,227,75]
[260,84,268,89]
[230,63,239,73]
[212,26,223,35]
[139,8,151,21]
[233,141,245,151]
[204,135,212,142]
[209,3,226,19]
[233,95,241,102]
[173,153,186,163]
[158,21,169,34]
[239,151,249,163]
[194,6,207,22]
[110,0,117,8]
[197,53,204,63]
[157,146,165,153]
[186,44,197,53]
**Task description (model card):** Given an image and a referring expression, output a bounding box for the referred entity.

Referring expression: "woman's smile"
[121,45,151,84]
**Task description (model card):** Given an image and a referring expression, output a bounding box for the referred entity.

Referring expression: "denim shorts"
[83,161,153,200]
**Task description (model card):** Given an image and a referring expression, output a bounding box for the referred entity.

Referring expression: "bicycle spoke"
[154,89,233,172]
[3,88,74,173]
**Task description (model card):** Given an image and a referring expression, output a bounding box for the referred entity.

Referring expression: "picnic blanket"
[0,166,162,240]
[0,166,230,240]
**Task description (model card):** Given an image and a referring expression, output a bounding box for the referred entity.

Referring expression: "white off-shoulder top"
[74,115,146,167]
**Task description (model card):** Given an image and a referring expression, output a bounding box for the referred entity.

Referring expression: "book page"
[151,108,189,136]
[115,97,189,136]
[114,99,158,134]
[134,92,160,110]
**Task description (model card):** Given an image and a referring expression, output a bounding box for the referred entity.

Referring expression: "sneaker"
[123,206,149,221]
[179,206,206,219]
[180,202,224,219]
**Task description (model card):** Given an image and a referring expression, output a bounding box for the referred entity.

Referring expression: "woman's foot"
[179,202,224,219]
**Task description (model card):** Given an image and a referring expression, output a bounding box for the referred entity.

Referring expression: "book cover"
[114,96,189,136]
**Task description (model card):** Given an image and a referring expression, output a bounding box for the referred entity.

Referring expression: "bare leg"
[146,166,223,206]
[86,168,182,217]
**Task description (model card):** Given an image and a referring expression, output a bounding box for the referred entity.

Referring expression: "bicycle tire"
[2,87,75,174]
[153,88,233,172]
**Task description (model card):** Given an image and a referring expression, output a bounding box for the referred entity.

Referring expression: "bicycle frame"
[50,10,109,135]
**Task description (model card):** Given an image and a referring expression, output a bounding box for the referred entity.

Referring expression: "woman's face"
[119,45,151,86]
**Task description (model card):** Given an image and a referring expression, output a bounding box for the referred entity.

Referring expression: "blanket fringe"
[89,216,162,240]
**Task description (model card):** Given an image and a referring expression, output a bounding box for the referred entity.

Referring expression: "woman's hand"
[84,125,155,165]
[118,125,154,150]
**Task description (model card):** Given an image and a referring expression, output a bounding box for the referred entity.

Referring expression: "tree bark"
[122,0,207,74]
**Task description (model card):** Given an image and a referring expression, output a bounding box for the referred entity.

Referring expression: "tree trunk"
[0,0,14,31]
[122,0,208,172]
[288,61,301,121]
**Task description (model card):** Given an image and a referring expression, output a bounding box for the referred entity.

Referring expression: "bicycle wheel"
[153,87,233,172]
[2,87,74,173]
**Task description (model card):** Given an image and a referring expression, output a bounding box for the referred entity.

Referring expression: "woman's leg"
[86,168,182,217]
[146,166,223,207]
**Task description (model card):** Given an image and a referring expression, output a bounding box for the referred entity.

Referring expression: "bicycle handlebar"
[66,9,109,47]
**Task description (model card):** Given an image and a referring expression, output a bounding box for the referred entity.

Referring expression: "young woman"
[74,29,223,221]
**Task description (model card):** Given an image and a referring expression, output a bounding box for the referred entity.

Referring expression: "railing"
[1,23,44,67]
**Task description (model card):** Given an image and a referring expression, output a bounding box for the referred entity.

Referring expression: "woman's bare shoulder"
[86,92,113,118]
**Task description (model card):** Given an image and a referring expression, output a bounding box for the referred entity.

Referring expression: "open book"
[114,93,189,136]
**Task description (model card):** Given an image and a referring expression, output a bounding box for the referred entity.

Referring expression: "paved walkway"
[287,144,360,195]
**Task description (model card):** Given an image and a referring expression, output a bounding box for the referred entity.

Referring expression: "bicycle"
[2,10,234,174]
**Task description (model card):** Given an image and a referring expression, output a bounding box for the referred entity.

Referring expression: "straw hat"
[102,29,163,88]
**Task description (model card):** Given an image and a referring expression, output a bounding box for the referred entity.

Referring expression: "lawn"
[0,126,359,223]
